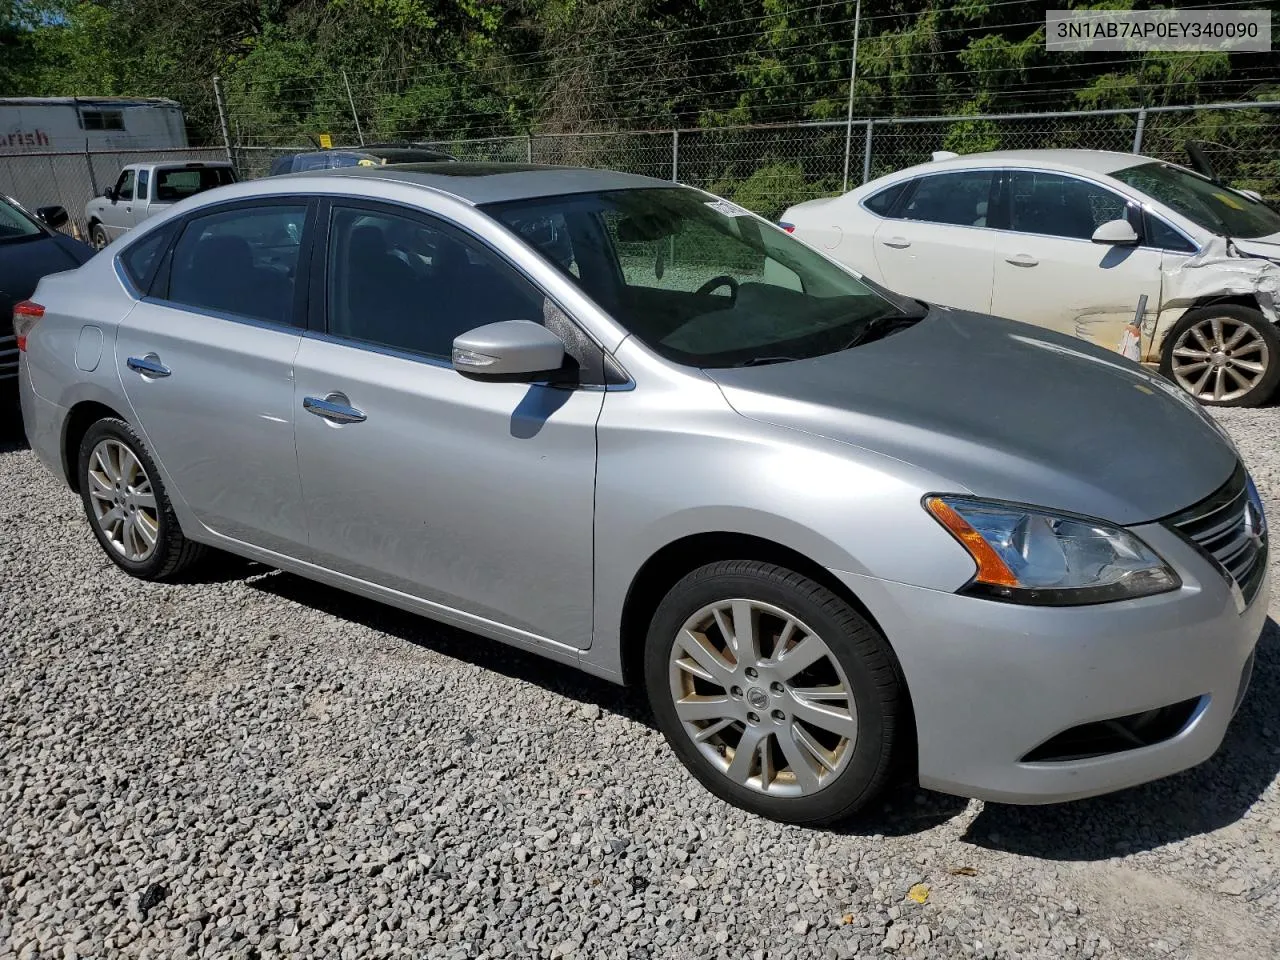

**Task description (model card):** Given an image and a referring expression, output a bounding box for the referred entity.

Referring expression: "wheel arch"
[62,399,127,493]
[1153,294,1273,360]
[618,530,919,774]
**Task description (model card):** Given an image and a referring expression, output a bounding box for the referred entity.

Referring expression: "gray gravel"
[1,405,1278,960]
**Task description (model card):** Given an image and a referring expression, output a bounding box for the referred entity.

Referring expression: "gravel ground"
[1,405,1277,960]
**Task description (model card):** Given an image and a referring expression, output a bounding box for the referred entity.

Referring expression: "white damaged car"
[781,150,1280,406]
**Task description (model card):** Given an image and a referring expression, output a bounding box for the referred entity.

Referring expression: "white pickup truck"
[85,160,237,250]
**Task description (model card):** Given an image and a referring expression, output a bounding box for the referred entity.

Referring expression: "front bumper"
[834,521,1269,804]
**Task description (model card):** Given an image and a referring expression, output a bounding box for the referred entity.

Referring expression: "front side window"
[1143,211,1196,253]
[326,205,547,360]
[154,167,236,202]
[900,171,994,227]
[1007,171,1129,241]
[1112,161,1280,240]
[0,196,43,241]
[485,187,910,368]
[166,205,306,324]
[114,170,135,202]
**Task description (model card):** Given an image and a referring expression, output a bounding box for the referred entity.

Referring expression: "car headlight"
[924,496,1180,605]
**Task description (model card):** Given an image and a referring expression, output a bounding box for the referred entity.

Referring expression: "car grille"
[1164,463,1268,607]
[0,334,16,381]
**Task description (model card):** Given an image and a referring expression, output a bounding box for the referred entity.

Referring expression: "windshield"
[0,195,43,242]
[484,187,909,367]
[1112,161,1280,240]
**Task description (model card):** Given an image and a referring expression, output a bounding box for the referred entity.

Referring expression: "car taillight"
[779,222,796,233]
[13,300,45,351]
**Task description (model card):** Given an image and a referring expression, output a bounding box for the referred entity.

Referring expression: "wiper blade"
[842,309,927,351]
[730,355,801,367]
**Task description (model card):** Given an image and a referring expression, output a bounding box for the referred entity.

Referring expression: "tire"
[77,418,205,580]
[644,560,906,825]
[90,223,109,251]
[1159,304,1280,407]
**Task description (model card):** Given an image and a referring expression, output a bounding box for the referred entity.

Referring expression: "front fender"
[585,362,977,677]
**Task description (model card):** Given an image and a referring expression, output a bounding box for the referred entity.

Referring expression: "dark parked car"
[1,196,92,392]
[267,144,455,177]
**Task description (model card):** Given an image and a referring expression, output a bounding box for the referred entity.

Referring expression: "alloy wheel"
[1170,316,1270,403]
[86,438,160,562]
[667,598,858,797]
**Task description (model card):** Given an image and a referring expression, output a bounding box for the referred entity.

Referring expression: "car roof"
[292,162,675,204]
[885,149,1154,181]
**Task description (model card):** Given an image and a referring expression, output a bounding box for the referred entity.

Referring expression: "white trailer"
[0,97,189,154]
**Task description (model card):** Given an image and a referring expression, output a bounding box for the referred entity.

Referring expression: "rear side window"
[118,226,174,294]
[155,167,235,202]
[135,169,150,201]
[863,182,908,217]
[1007,171,1129,241]
[900,171,994,227]
[166,205,306,324]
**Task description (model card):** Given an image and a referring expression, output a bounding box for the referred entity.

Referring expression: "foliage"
[3,1,1277,197]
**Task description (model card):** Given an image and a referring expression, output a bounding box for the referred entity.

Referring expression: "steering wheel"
[695,275,739,302]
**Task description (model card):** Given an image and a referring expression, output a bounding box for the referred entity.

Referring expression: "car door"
[129,168,150,228]
[104,169,136,239]
[114,198,314,555]
[989,170,1164,353]
[871,169,997,312]
[292,199,603,648]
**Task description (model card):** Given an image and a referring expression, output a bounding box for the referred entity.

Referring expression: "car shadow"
[963,614,1280,859]
[246,569,654,726]
[241,569,1276,846]
[0,403,29,451]
[248,568,971,836]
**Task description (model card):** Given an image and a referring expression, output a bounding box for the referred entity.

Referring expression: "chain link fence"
[4,102,1277,234]
[0,146,229,239]
[422,101,1280,219]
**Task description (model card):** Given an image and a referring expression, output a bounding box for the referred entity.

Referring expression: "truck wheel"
[90,223,109,252]
[1160,304,1280,407]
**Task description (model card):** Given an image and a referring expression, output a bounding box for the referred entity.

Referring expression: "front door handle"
[1005,254,1039,267]
[881,236,911,249]
[126,353,171,378]
[304,393,367,424]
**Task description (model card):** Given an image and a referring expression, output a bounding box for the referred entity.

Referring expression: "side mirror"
[35,205,68,229]
[103,187,115,201]
[452,320,567,381]
[1091,218,1139,246]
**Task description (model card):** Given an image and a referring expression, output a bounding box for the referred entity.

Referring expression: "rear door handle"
[1005,254,1039,267]
[881,236,911,249]
[126,354,171,378]
[304,393,367,424]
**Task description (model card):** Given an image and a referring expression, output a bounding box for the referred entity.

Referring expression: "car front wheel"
[644,560,906,825]
[1160,305,1280,406]
[77,418,205,580]
[90,223,109,251]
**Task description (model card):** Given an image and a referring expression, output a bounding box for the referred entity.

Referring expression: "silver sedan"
[17,164,1269,824]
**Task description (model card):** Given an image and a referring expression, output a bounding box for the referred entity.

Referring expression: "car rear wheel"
[1160,305,1280,407]
[77,418,205,580]
[90,223,108,251]
[644,560,906,825]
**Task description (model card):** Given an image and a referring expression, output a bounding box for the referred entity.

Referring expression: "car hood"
[0,234,89,336]
[704,308,1237,526]
[1232,234,1280,259]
